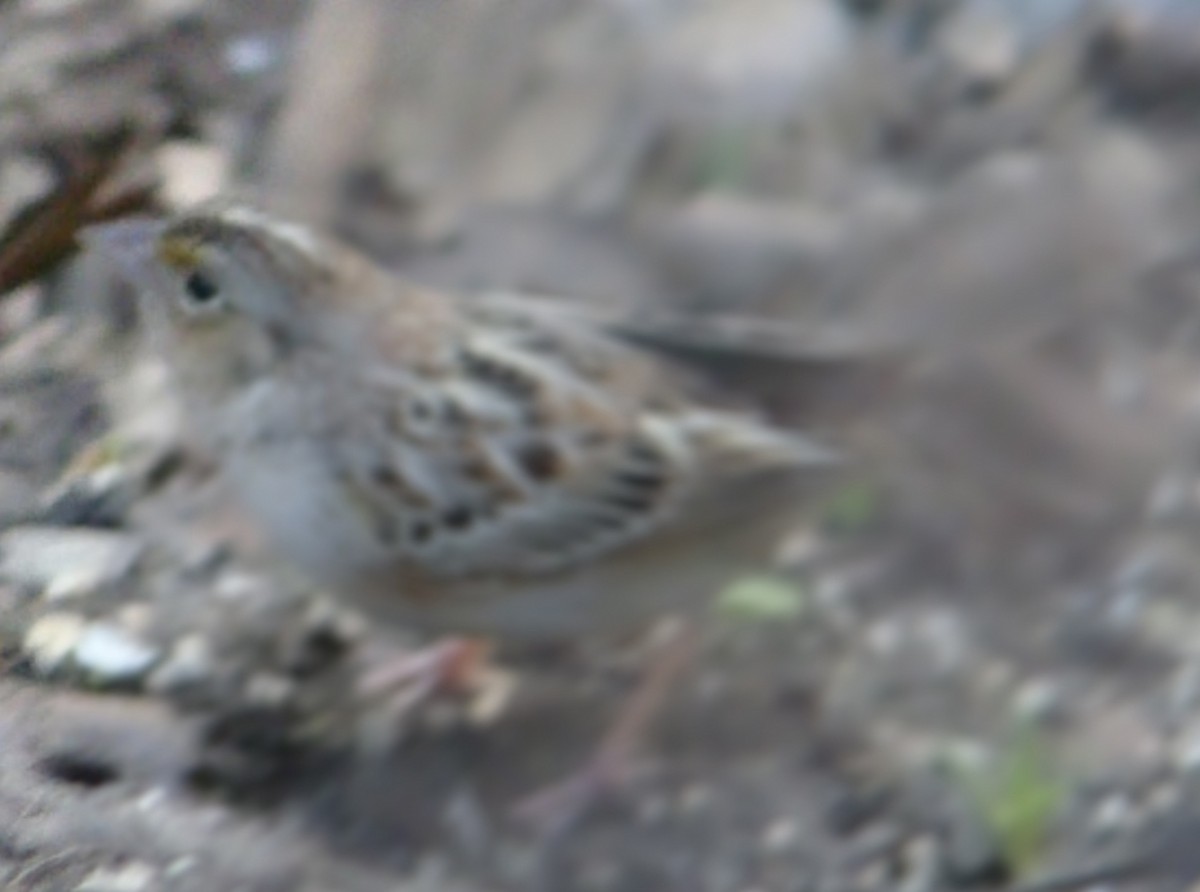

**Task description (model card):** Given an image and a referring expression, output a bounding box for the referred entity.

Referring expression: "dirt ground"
[6,1,1200,890]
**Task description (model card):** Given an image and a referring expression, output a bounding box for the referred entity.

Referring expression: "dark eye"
[182,270,222,309]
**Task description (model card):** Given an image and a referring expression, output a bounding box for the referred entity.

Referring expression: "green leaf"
[957,722,1066,877]
[715,574,806,621]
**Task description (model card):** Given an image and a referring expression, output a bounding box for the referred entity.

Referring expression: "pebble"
[213,570,267,602]
[653,0,854,121]
[244,671,296,708]
[74,622,160,685]
[38,464,132,529]
[74,861,156,892]
[1090,793,1136,836]
[23,611,87,675]
[937,1,1021,89]
[1012,678,1069,725]
[898,835,941,892]
[760,817,801,853]
[147,634,214,693]
[0,526,144,597]
[225,34,281,77]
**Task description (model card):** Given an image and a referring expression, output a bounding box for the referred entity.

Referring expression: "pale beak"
[78,217,168,294]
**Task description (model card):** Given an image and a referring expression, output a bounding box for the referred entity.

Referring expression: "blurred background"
[4,0,1200,890]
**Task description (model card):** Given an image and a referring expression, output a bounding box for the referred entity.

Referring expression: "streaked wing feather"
[340,292,837,578]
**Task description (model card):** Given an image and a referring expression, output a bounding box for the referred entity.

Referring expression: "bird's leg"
[357,636,493,716]
[513,617,701,834]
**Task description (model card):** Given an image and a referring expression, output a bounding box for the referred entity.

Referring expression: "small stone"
[656,0,854,120]
[115,603,153,636]
[178,540,233,579]
[23,611,87,675]
[1012,678,1069,725]
[43,569,110,602]
[75,861,156,892]
[302,596,365,644]
[244,672,296,708]
[147,634,214,693]
[1091,794,1135,836]
[225,34,281,77]
[74,622,160,685]
[937,2,1020,89]
[760,817,800,853]
[213,570,265,601]
[0,526,143,596]
[899,835,941,892]
[465,666,518,726]
[38,467,132,529]
[164,857,197,878]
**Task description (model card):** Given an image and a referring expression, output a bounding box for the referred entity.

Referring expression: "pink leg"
[513,619,701,834]
[357,637,492,715]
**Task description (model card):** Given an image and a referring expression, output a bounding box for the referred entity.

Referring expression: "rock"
[147,634,215,693]
[898,835,941,892]
[38,464,133,529]
[652,0,855,123]
[244,672,296,708]
[23,611,87,676]
[74,622,160,686]
[760,817,801,853]
[1090,792,1136,836]
[1012,678,1070,725]
[75,861,157,892]
[937,1,1021,90]
[0,526,144,597]
[224,33,283,77]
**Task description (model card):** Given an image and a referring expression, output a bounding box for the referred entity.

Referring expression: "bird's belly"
[348,541,747,641]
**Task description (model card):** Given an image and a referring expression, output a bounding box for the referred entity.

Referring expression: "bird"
[81,198,844,827]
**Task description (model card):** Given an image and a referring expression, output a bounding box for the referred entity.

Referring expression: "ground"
[3,1,1200,890]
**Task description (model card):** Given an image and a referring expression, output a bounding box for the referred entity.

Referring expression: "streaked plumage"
[83,200,838,639]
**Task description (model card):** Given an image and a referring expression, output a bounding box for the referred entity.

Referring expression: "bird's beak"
[78,217,168,293]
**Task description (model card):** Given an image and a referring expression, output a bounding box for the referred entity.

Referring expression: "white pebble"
[0,527,143,595]
[75,861,156,892]
[23,611,86,675]
[74,623,159,684]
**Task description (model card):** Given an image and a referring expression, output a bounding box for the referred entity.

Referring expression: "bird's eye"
[180,269,224,311]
